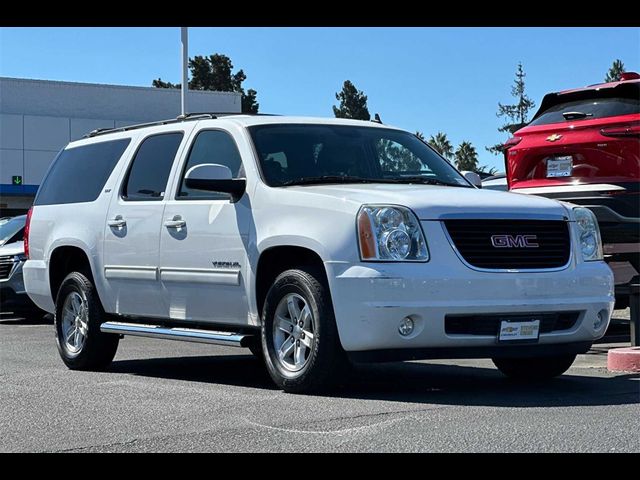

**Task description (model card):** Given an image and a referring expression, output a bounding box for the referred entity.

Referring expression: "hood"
[286,184,570,220]
[0,241,25,257]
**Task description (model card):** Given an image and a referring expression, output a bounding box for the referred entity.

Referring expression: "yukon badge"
[491,234,539,248]
[546,133,563,142]
[212,261,241,269]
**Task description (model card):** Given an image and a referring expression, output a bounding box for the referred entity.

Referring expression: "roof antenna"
[372,113,383,124]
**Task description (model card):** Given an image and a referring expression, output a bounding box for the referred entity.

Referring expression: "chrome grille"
[0,255,15,280]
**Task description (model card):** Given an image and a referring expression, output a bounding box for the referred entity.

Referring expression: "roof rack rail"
[84,112,279,138]
[84,114,215,138]
[182,112,280,117]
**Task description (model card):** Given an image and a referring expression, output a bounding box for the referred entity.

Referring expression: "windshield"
[249,124,470,188]
[0,216,26,245]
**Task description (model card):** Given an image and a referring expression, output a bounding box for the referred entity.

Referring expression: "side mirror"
[184,164,246,203]
[461,171,482,188]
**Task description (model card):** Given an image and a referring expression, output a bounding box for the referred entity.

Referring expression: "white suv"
[23,114,614,393]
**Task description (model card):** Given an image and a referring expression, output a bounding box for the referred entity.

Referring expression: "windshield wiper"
[562,111,593,121]
[280,175,378,186]
[279,175,467,188]
[382,176,468,187]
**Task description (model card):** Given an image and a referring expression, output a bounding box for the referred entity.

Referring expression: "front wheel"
[261,267,347,393]
[492,354,576,380]
[55,271,119,370]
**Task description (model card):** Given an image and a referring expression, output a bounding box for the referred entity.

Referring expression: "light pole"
[181,27,188,116]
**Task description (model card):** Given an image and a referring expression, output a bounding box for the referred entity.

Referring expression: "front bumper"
[0,286,35,312]
[512,185,640,291]
[326,251,614,354]
[1,261,36,313]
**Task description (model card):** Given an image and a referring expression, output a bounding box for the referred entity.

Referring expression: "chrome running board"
[100,321,252,347]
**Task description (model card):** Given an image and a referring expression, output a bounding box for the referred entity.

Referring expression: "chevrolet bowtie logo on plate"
[546,134,563,142]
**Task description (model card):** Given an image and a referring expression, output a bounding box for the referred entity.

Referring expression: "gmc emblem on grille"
[490,234,539,248]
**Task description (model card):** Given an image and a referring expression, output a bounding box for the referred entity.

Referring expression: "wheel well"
[256,246,326,318]
[49,246,92,302]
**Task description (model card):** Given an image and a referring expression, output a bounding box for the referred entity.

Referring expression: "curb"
[607,347,640,373]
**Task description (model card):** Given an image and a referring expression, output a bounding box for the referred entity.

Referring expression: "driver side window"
[177,130,244,200]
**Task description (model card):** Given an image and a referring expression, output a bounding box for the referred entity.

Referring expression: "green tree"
[487,62,536,155]
[153,53,259,113]
[415,131,426,141]
[241,89,259,114]
[455,141,479,171]
[333,80,371,120]
[605,59,626,82]
[476,165,499,175]
[152,78,179,89]
[428,132,454,162]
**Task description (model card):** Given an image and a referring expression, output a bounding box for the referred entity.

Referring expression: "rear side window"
[34,139,131,206]
[529,97,640,126]
[176,130,243,200]
[123,133,184,201]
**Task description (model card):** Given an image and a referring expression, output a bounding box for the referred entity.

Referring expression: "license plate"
[498,320,540,342]
[546,156,573,178]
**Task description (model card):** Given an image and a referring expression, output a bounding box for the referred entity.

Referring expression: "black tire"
[54,271,119,370]
[261,267,347,393]
[492,354,576,380]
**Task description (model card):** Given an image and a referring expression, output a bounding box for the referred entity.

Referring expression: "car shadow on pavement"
[0,313,53,325]
[110,354,278,390]
[109,353,639,408]
[334,361,639,408]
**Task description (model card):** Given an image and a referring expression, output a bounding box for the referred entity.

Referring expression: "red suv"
[504,72,639,309]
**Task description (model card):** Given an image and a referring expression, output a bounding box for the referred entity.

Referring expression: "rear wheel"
[54,271,119,370]
[492,354,576,380]
[261,267,347,393]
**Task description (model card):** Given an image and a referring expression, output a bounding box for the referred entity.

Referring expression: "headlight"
[14,254,27,262]
[357,205,429,261]
[573,207,603,261]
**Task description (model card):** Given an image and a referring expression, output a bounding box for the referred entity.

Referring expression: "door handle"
[107,215,126,228]
[164,215,186,229]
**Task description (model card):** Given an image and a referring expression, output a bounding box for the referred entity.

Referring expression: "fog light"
[399,317,414,336]
[594,309,608,330]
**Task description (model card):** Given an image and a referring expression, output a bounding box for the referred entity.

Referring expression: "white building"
[0,77,241,214]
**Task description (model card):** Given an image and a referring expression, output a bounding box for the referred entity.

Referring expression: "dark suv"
[504,72,639,309]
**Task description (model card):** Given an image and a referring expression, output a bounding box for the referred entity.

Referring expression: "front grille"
[0,255,15,280]
[445,312,580,336]
[444,219,571,269]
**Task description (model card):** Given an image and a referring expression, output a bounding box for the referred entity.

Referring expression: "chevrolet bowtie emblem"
[546,133,563,142]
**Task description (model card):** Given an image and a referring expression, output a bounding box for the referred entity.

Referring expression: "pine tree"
[486,62,536,155]
[332,80,371,120]
[605,59,626,82]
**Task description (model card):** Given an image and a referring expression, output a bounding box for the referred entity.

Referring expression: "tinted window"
[177,130,243,200]
[34,139,130,206]
[249,124,469,187]
[123,133,183,201]
[530,98,640,126]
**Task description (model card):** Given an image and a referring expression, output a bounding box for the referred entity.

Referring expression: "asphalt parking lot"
[1,311,638,453]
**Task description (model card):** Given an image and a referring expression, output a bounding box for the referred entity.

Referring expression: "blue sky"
[1,27,638,170]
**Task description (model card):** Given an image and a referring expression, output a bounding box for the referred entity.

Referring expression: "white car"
[23,114,614,393]
[481,174,508,191]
